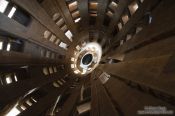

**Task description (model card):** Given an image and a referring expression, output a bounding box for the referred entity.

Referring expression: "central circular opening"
[82,53,93,65]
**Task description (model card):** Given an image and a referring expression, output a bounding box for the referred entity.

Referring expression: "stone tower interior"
[0,0,175,115]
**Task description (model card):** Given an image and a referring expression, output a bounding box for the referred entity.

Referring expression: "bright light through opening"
[14,74,18,82]
[8,7,16,18]
[59,42,67,50]
[6,76,12,84]
[26,100,32,106]
[75,18,81,23]
[31,97,37,103]
[71,42,102,75]
[0,41,3,50]
[133,3,138,11]
[6,107,20,116]
[71,64,75,68]
[0,0,9,13]
[7,43,11,51]
[71,57,75,61]
[65,30,73,41]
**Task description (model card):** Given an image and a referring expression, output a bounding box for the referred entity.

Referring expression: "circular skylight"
[70,42,102,75]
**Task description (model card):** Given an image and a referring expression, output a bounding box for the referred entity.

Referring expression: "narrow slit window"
[109,1,118,11]
[117,22,123,30]
[6,107,21,116]
[106,10,113,18]
[6,43,11,51]
[122,14,129,24]
[61,79,66,83]
[59,42,67,49]
[56,18,64,27]
[71,64,75,68]
[126,34,132,41]
[53,82,60,88]
[65,30,73,41]
[49,67,53,74]
[31,97,37,103]
[55,39,60,45]
[8,7,17,18]
[72,11,80,19]
[14,74,18,82]
[136,27,143,34]
[49,34,56,42]
[89,2,98,10]
[20,105,26,110]
[74,70,79,74]
[0,41,3,50]
[68,1,78,12]
[6,75,12,84]
[57,80,63,85]
[71,57,75,61]
[74,17,81,23]
[0,0,9,13]
[44,30,51,39]
[26,100,32,106]
[43,67,49,75]
[120,40,124,45]
[128,1,138,15]
[61,25,68,32]
[53,67,57,72]
[52,13,60,21]
[46,51,50,58]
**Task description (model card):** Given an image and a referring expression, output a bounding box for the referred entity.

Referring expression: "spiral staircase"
[0,0,175,115]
